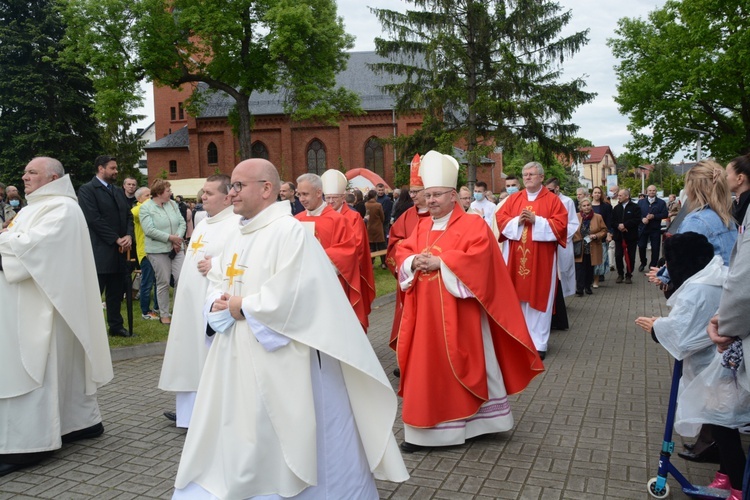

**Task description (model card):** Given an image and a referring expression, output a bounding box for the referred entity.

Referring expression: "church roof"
[144,125,189,150]
[198,51,400,118]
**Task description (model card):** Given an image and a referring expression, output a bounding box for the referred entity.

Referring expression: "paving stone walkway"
[1,271,743,499]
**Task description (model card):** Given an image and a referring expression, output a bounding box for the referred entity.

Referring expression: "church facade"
[145,51,503,190]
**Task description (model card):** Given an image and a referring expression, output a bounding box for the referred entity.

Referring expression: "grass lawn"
[108,266,398,348]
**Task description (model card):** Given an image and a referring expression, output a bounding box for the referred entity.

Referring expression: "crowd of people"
[1,151,750,499]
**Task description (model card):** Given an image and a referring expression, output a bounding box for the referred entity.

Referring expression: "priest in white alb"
[0,157,113,477]
[172,159,408,499]
[158,174,239,428]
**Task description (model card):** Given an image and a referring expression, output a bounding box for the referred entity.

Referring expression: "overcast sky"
[136,0,682,161]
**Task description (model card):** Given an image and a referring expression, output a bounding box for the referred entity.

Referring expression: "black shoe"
[677,442,720,463]
[585,287,593,295]
[638,264,645,272]
[616,275,624,284]
[109,327,132,338]
[575,290,584,297]
[400,441,429,453]
[0,462,30,478]
[163,411,177,422]
[625,276,633,284]
[537,350,546,360]
[393,368,401,378]
[62,422,104,443]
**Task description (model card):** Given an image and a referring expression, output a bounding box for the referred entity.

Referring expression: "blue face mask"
[9,199,19,208]
[473,192,484,202]
[506,186,519,195]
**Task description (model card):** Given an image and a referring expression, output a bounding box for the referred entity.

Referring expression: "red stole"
[385,206,430,346]
[496,189,568,311]
[394,204,543,427]
[295,206,363,326]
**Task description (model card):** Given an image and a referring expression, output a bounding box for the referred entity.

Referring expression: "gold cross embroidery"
[190,234,205,257]
[225,253,245,287]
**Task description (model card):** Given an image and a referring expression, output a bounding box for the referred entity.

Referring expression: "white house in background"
[135,122,155,176]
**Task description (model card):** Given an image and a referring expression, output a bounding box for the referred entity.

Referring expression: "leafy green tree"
[0,0,102,189]
[372,0,595,188]
[608,0,750,162]
[65,0,361,161]
[647,162,684,196]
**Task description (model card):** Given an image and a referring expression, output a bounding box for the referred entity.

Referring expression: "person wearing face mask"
[0,184,14,228]
[470,181,496,226]
[637,185,669,272]
[2,193,24,229]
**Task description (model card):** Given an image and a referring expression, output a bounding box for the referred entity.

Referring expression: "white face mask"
[506,186,519,195]
[9,199,19,207]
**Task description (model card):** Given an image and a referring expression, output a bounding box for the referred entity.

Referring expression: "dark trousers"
[138,257,159,315]
[550,278,568,330]
[575,253,593,291]
[712,424,746,490]
[98,272,125,331]
[370,241,386,266]
[615,238,637,277]
[638,228,662,268]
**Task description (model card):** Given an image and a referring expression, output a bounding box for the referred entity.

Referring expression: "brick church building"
[145,51,504,190]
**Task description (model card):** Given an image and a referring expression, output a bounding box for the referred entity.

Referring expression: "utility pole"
[683,127,709,161]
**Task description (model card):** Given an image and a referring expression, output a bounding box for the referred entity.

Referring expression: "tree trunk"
[235,93,252,161]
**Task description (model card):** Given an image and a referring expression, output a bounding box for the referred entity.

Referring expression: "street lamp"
[683,127,709,161]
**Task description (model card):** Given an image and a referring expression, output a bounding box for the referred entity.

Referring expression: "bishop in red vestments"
[495,162,568,359]
[295,174,363,329]
[321,169,375,331]
[393,151,542,453]
[386,154,430,349]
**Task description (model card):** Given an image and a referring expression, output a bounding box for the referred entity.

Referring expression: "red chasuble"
[495,188,568,312]
[295,206,363,327]
[394,204,543,428]
[385,206,430,347]
[339,203,375,331]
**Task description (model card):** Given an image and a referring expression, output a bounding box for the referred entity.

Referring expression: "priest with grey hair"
[0,157,113,476]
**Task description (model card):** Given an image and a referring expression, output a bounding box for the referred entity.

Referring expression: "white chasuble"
[173,202,408,499]
[159,205,240,393]
[0,175,113,453]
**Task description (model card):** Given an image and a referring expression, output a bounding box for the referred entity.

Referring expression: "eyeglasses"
[423,190,453,200]
[409,189,423,195]
[230,180,267,192]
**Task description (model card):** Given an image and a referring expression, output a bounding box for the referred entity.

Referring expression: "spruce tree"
[0,0,101,189]
[372,0,595,186]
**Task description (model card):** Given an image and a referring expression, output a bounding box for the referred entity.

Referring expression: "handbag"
[573,240,583,257]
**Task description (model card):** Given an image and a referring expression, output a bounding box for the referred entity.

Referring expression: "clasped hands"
[116,235,132,253]
[411,251,441,272]
[518,209,536,225]
[211,293,245,320]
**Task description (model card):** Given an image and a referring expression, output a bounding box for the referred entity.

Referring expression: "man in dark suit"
[78,156,134,337]
[637,184,669,272]
[612,188,640,284]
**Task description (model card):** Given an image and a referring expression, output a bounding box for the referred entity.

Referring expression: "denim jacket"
[678,206,737,266]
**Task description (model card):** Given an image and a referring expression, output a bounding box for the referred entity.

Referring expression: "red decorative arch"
[345,168,390,190]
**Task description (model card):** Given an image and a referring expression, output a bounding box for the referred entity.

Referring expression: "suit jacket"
[611,201,640,242]
[78,176,134,274]
[637,197,669,232]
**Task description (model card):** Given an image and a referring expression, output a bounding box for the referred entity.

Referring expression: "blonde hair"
[683,160,733,227]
